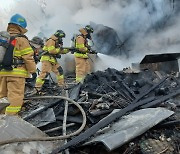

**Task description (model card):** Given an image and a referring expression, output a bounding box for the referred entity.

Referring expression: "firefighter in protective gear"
[0,14,36,115]
[30,36,44,63]
[34,30,69,92]
[74,25,94,83]
[30,36,44,49]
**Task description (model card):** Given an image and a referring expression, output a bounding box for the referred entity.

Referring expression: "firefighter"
[74,25,94,83]
[32,30,69,93]
[30,36,44,64]
[0,14,36,115]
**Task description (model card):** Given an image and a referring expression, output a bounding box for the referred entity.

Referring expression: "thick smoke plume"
[1,0,180,70]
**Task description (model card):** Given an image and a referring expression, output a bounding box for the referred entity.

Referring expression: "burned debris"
[0,56,180,154]
[52,67,180,153]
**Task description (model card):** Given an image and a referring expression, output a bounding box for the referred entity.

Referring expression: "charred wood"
[23,100,62,121]
[141,89,180,108]
[51,96,155,153]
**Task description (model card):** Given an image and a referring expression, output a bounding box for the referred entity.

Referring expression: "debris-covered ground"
[15,67,180,154]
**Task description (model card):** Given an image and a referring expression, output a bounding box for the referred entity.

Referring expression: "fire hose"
[0,96,87,146]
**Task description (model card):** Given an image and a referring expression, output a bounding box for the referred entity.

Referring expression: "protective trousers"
[0,76,25,115]
[35,61,64,89]
[75,57,90,82]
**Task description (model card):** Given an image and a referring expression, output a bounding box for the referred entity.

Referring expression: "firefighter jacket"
[74,35,89,58]
[41,35,68,64]
[0,24,36,78]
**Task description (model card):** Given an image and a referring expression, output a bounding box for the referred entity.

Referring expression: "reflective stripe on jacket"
[40,35,60,64]
[14,47,33,57]
[40,55,57,63]
[74,35,88,58]
[0,42,35,77]
[0,26,36,78]
[0,68,29,77]
[74,52,88,58]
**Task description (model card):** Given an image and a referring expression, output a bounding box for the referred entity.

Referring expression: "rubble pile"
[20,68,179,153]
[60,68,179,154]
[80,68,179,122]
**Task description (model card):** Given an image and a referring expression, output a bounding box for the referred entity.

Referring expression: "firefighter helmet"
[31,36,43,46]
[9,14,27,29]
[85,25,94,33]
[30,36,44,48]
[54,30,66,38]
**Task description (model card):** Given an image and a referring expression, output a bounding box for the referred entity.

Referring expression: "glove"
[32,72,37,79]
[89,50,97,54]
[69,47,76,54]
[26,73,37,82]
[56,54,61,59]
[33,55,40,64]
[87,45,92,51]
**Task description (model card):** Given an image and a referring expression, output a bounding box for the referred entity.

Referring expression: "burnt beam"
[51,77,167,153]
[141,89,180,108]
[23,99,62,121]
[51,96,155,154]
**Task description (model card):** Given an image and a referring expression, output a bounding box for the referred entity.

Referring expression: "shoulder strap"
[48,38,56,42]
[14,34,28,40]
[13,34,32,47]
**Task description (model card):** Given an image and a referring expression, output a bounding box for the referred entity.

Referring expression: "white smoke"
[0,0,180,70]
[94,53,135,71]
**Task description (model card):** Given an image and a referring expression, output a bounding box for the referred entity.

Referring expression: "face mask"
[58,38,63,44]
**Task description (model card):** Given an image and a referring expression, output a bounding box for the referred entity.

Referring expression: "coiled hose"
[0,96,86,146]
